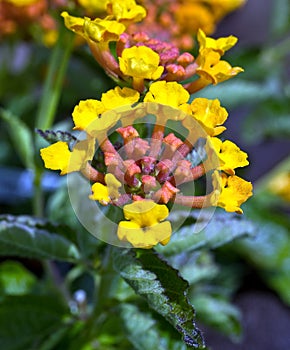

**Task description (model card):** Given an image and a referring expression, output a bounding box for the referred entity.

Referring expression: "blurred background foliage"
[0,0,289,349]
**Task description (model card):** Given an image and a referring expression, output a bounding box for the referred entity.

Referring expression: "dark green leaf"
[120,303,189,350]
[0,215,80,262]
[0,294,69,350]
[0,260,37,296]
[0,108,35,169]
[113,248,206,349]
[157,212,256,255]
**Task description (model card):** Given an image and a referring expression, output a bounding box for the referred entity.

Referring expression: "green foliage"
[0,215,80,262]
[158,211,256,255]
[0,108,35,169]
[113,248,206,349]
[0,294,69,350]
[0,260,37,296]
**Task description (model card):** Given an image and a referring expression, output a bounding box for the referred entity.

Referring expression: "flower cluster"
[62,1,243,92]
[40,0,252,249]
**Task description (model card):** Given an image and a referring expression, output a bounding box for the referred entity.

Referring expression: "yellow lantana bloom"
[212,171,253,214]
[106,0,146,25]
[144,81,189,113]
[196,48,244,85]
[61,12,125,44]
[72,87,139,137]
[188,98,228,136]
[117,200,172,248]
[119,46,164,81]
[197,29,238,55]
[40,139,95,175]
[90,173,121,205]
[209,138,249,175]
[101,86,140,110]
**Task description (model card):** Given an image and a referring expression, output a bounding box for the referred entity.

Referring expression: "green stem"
[35,24,74,130]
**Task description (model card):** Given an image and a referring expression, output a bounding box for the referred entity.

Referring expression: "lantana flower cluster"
[40,0,252,249]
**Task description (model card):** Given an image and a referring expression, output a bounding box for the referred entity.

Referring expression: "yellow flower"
[4,0,37,5]
[174,3,216,36]
[196,48,244,85]
[61,12,125,44]
[40,139,95,175]
[209,137,249,175]
[269,171,290,202]
[197,29,238,55]
[90,173,121,205]
[78,0,107,13]
[212,171,253,214]
[144,81,189,112]
[72,87,140,136]
[119,46,164,81]
[101,86,140,110]
[117,200,172,248]
[188,98,228,136]
[106,0,146,25]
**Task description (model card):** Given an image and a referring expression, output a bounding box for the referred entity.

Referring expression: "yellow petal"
[144,81,189,111]
[211,138,249,174]
[213,172,253,214]
[119,46,164,80]
[101,86,140,110]
[40,142,71,175]
[105,173,121,200]
[117,220,172,248]
[189,98,228,136]
[123,200,169,227]
[106,0,146,25]
[90,183,110,205]
[72,99,119,137]
[197,29,238,55]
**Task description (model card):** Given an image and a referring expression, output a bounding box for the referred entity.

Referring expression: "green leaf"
[192,80,277,109]
[190,295,242,340]
[233,220,290,305]
[0,215,80,262]
[120,303,189,350]
[271,0,290,36]
[113,248,206,349]
[0,260,37,296]
[157,212,256,256]
[242,99,290,143]
[0,294,69,350]
[0,108,35,169]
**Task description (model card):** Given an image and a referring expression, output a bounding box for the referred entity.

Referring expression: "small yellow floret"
[210,138,249,175]
[106,0,146,25]
[119,46,164,80]
[189,98,228,136]
[40,139,95,175]
[61,12,125,43]
[196,48,244,85]
[90,173,121,205]
[212,171,253,214]
[197,29,238,55]
[117,200,172,248]
[144,81,189,114]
